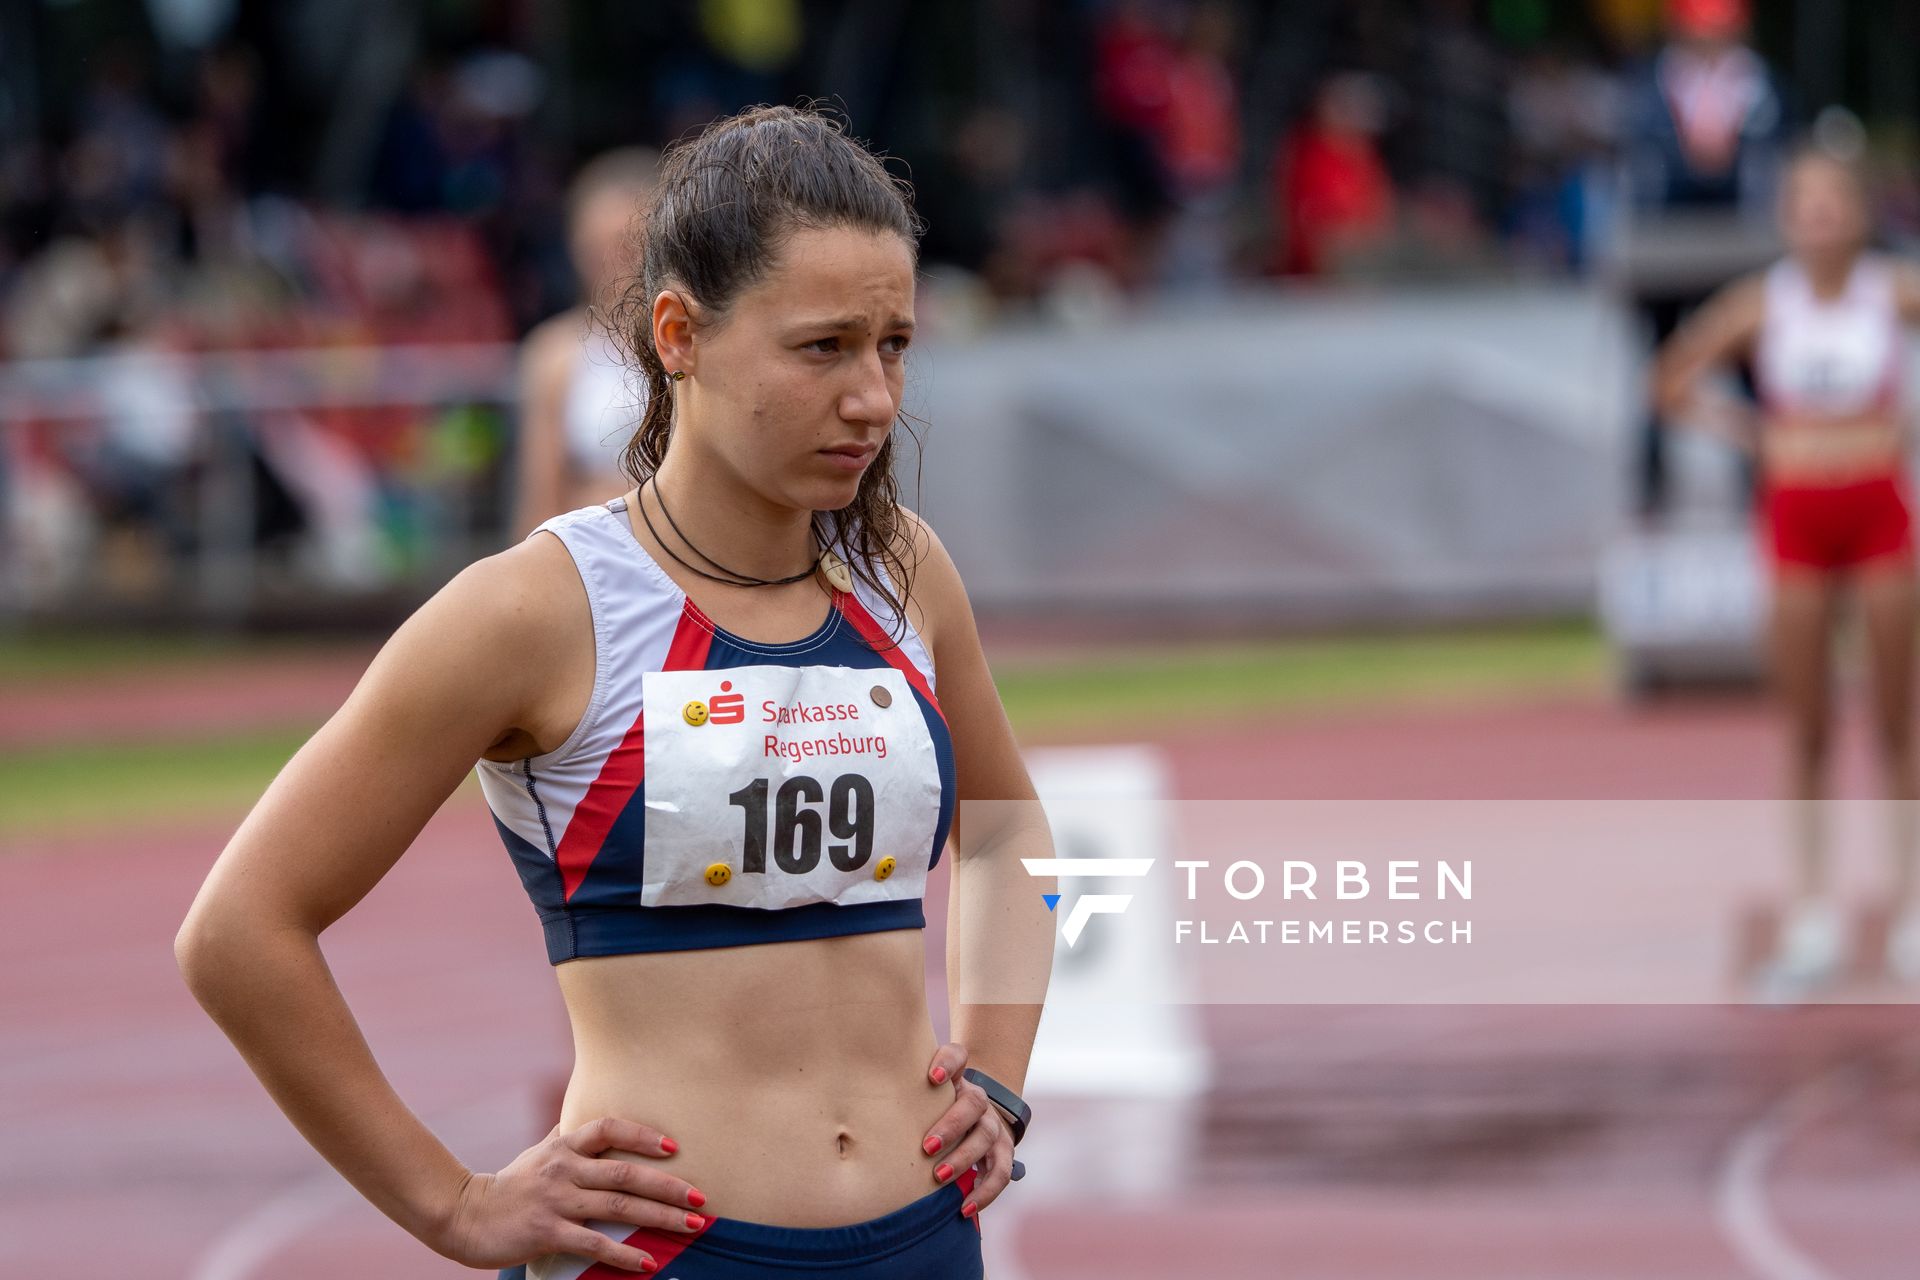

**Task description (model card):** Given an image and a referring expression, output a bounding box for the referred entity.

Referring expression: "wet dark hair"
[605,104,926,639]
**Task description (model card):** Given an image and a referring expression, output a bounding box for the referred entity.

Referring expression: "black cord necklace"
[640,476,820,588]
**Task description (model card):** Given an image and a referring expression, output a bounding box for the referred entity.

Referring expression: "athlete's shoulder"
[339,538,585,748]
[1878,256,1920,321]
[1735,267,1777,303]
[1703,270,1770,334]
[422,533,589,668]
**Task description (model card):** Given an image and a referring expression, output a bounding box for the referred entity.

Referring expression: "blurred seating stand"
[0,341,518,627]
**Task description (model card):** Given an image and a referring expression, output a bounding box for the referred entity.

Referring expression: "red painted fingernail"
[660,1137,678,1154]
[640,1262,658,1274]
[961,1201,978,1218]
[923,1135,943,1155]
[687,1188,706,1207]
[685,1213,706,1231]
[935,1162,953,1181]
[931,1066,947,1083]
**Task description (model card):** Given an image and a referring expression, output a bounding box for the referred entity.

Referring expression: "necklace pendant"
[819,550,854,592]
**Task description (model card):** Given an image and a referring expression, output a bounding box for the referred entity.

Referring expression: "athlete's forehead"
[1783,153,1864,204]
[748,225,915,329]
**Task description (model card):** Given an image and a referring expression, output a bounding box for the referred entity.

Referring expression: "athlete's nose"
[840,348,894,428]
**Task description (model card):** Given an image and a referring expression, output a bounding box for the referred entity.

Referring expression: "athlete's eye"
[881,334,911,355]
[806,337,840,354]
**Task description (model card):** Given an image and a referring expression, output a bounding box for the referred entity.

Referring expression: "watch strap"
[962,1067,1031,1145]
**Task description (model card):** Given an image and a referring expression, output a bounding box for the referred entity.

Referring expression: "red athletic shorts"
[1762,472,1915,570]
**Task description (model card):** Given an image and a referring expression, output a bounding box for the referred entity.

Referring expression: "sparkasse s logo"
[1021,858,1155,947]
[707,679,746,724]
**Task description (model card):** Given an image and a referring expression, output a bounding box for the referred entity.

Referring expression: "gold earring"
[668,370,686,382]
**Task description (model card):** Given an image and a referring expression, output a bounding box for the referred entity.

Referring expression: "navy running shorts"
[507,1172,983,1279]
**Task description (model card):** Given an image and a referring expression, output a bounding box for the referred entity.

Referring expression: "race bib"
[1773,309,1890,412]
[641,665,940,909]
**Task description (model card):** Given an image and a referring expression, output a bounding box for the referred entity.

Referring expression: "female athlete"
[1656,143,1920,989]
[176,105,1058,1277]
[513,148,659,536]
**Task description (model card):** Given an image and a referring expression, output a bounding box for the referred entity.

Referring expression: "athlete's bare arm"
[513,311,585,539]
[1890,261,1920,326]
[1652,273,1766,439]
[175,537,699,1274]
[1883,262,1920,445]
[899,511,1055,1214]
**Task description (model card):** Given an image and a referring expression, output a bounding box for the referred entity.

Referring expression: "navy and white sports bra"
[475,497,956,963]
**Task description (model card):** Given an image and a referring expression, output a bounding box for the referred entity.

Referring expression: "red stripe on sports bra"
[554,601,713,901]
[833,590,944,725]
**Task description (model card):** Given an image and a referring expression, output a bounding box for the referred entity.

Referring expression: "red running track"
[6,693,1920,1278]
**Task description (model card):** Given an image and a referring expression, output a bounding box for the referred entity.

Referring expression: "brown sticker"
[871,685,893,708]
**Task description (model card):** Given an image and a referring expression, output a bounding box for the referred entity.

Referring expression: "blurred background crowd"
[2,0,1915,624]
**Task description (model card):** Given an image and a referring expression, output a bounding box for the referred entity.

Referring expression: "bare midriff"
[552,926,948,1228]
[1761,410,1907,486]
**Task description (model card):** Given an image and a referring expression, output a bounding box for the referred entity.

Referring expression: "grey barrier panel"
[898,286,1638,622]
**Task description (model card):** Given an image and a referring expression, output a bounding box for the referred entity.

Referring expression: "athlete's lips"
[819,442,878,470]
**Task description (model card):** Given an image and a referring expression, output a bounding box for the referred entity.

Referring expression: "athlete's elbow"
[1650,361,1687,419]
[174,894,279,1001]
[173,902,232,998]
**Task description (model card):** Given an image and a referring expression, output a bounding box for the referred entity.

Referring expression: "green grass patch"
[0,628,357,682]
[994,623,1607,734]
[0,728,315,839]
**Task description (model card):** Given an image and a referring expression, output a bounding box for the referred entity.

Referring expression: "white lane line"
[186,1173,361,1280]
[184,1089,530,1280]
[1713,1060,1867,1280]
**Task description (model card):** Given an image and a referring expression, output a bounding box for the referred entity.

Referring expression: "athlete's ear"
[652,289,699,377]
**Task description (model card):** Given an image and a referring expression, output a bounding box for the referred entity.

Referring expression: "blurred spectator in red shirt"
[1160,4,1240,199]
[1157,3,1241,291]
[1095,2,1177,146]
[1275,73,1396,277]
[1093,1,1242,291]
[1093,0,1180,283]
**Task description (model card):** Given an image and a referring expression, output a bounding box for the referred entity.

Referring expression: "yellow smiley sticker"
[874,856,897,881]
[704,863,732,886]
[682,700,709,726]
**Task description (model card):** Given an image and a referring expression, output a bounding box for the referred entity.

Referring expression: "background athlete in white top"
[1657,145,1920,992]
[514,149,659,537]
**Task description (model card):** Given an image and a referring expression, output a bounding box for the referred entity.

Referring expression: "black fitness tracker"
[962,1067,1031,1145]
